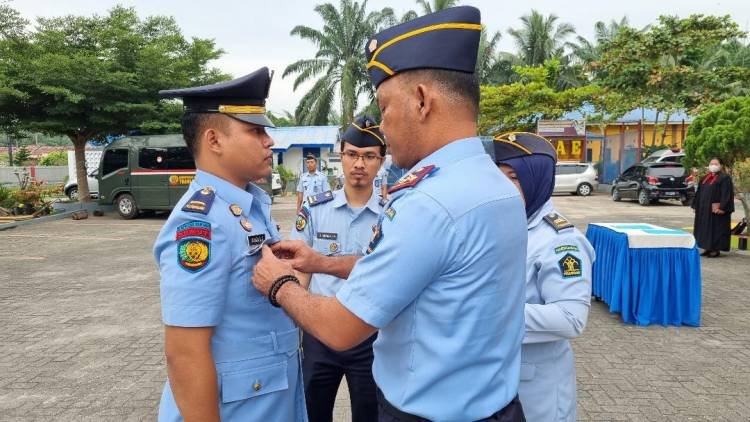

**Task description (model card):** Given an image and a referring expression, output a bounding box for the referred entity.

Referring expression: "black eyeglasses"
[342,151,381,163]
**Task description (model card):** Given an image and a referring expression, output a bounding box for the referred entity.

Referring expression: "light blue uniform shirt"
[290,189,383,297]
[336,138,527,421]
[518,199,594,422]
[154,170,306,422]
[297,171,330,199]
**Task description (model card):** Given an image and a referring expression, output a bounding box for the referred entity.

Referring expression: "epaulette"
[543,212,574,232]
[307,190,334,207]
[387,165,438,195]
[182,187,215,214]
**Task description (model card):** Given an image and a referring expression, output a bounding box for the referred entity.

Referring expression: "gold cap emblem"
[368,39,378,53]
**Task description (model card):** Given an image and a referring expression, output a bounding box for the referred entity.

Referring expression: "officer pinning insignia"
[229,204,243,216]
[182,187,215,214]
[385,207,396,220]
[543,212,574,232]
[175,221,212,273]
[387,165,438,195]
[554,244,580,254]
[308,191,335,207]
[296,206,310,232]
[559,253,582,278]
[240,218,253,232]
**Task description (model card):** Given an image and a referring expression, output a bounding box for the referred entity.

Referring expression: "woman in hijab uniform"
[692,157,735,258]
[492,132,595,422]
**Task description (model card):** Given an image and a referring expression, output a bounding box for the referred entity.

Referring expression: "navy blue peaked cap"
[159,67,275,128]
[342,115,385,150]
[492,132,557,163]
[365,6,481,88]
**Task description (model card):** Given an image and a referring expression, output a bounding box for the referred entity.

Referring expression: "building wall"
[585,122,690,163]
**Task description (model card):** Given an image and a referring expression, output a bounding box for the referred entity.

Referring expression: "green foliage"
[734,160,750,193]
[684,95,750,169]
[415,0,459,15]
[268,111,297,127]
[283,0,395,127]
[507,10,575,66]
[479,60,604,134]
[38,150,68,166]
[13,146,30,165]
[597,15,749,116]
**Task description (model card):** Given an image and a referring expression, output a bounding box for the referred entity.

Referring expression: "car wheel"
[637,189,650,206]
[115,193,139,219]
[577,183,593,196]
[611,187,621,202]
[67,187,79,201]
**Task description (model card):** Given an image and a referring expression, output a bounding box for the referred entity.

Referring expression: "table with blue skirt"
[585,223,701,326]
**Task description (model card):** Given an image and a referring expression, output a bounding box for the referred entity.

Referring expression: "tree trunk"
[69,134,91,203]
[661,110,670,147]
[739,192,750,235]
[651,109,661,148]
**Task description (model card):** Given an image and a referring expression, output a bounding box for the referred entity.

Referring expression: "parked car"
[64,169,100,200]
[641,148,685,164]
[554,162,599,196]
[271,170,282,196]
[611,162,693,206]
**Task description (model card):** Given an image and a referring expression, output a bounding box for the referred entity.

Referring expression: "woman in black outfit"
[692,158,735,257]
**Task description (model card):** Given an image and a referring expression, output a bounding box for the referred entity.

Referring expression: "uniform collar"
[527,199,555,230]
[330,188,382,214]
[411,137,484,172]
[194,169,258,216]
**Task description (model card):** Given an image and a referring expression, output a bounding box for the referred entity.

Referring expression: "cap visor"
[227,113,275,128]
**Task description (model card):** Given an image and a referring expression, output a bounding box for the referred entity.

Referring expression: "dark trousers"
[377,388,525,422]
[302,332,378,422]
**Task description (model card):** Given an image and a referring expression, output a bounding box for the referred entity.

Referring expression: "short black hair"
[340,139,386,157]
[180,113,227,157]
[401,69,480,117]
[305,154,317,161]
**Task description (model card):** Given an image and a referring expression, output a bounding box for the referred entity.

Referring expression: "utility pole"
[7,133,13,166]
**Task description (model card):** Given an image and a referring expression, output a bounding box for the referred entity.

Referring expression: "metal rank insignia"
[329,242,339,253]
[240,218,253,232]
[229,204,242,216]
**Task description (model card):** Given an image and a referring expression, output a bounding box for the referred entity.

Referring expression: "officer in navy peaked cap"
[153,68,307,421]
[252,7,527,422]
[493,132,594,422]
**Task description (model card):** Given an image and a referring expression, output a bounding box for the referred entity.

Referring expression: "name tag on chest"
[317,232,338,240]
[248,234,266,249]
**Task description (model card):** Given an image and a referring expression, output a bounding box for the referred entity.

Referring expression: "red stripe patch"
[175,221,211,241]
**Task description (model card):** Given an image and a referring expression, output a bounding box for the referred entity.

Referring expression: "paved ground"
[0,193,748,421]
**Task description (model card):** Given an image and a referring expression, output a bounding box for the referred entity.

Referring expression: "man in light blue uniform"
[154,68,306,421]
[252,7,527,421]
[297,154,330,212]
[292,115,386,422]
[493,132,594,422]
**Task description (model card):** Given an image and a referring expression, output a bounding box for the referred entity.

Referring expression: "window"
[556,164,577,175]
[102,149,128,175]
[138,147,194,170]
[648,165,685,177]
[576,165,589,174]
[621,167,636,178]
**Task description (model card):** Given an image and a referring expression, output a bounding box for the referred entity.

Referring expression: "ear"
[415,83,433,122]
[203,127,223,155]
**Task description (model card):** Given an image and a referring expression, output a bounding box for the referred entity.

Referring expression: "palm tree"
[508,10,576,66]
[475,27,503,84]
[571,17,629,66]
[283,0,394,126]
[415,0,460,15]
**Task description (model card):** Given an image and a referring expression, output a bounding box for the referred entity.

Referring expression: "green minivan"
[97,135,273,219]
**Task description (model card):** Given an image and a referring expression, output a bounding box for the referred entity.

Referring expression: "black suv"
[611,162,694,206]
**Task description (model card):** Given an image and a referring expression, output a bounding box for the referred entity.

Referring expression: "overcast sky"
[11,0,750,114]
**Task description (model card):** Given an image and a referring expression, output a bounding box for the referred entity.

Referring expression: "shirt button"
[253,381,262,392]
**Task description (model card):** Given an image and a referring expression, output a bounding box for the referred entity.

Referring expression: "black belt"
[376,388,525,422]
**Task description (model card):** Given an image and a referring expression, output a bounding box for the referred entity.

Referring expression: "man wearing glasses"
[291,115,385,422]
[153,68,306,422]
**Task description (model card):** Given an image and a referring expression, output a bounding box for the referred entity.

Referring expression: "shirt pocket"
[221,361,289,403]
[312,238,339,256]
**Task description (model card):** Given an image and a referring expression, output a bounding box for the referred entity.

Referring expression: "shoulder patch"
[182,187,215,214]
[387,165,438,195]
[543,212,574,232]
[308,190,334,207]
[559,253,582,278]
[175,221,211,272]
[295,206,310,232]
[554,244,579,254]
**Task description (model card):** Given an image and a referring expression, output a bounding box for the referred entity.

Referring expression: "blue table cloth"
[585,223,701,326]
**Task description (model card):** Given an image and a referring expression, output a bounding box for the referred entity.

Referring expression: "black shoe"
[701,250,711,256]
